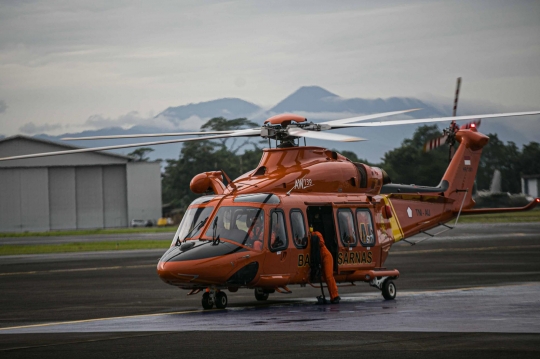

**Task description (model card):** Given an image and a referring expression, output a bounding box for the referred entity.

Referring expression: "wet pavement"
[2,283,539,334]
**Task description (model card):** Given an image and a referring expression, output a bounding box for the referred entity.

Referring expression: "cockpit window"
[171,206,214,246]
[204,206,265,251]
[233,193,280,204]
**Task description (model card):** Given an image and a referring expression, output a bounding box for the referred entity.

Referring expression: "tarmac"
[1,223,539,358]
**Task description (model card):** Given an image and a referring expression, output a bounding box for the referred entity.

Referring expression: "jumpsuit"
[249,225,263,251]
[312,231,339,301]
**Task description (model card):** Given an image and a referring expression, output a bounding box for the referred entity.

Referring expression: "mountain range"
[30,86,539,164]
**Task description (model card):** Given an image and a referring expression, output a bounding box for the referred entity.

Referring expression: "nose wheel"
[254,288,270,301]
[201,289,228,309]
[201,292,213,309]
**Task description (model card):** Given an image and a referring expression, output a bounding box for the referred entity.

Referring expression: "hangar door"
[49,165,127,230]
[102,166,128,228]
[0,168,49,232]
[49,168,76,230]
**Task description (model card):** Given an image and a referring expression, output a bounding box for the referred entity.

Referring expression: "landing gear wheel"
[215,292,228,309]
[254,288,269,301]
[382,280,396,300]
[202,292,213,309]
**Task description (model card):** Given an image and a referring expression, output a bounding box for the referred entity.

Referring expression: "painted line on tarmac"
[0,264,156,277]
[392,244,540,255]
[0,308,209,332]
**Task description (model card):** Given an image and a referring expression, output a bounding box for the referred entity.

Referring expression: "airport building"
[0,135,162,233]
[522,174,540,198]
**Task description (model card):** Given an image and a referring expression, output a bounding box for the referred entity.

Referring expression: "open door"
[306,206,338,270]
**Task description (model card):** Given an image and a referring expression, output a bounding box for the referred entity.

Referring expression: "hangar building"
[522,174,540,198]
[0,135,162,233]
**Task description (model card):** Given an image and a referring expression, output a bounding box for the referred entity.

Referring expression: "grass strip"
[457,208,540,223]
[0,240,171,256]
[0,227,177,238]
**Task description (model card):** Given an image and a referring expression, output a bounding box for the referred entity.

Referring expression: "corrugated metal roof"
[0,135,133,161]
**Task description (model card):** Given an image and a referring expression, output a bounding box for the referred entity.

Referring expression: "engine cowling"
[352,163,385,195]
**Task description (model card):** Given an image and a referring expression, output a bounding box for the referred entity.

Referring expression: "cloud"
[0,100,7,114]
[84,111,146,129]
[19,122,63,134]
[84,111,208,131]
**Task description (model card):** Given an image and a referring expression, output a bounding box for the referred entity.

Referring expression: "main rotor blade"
[321,108,421,126]
[330,110,540,128]
[453,77,461,117]
[62,130,236,140]
[287,128,366,142]
[0,129,261,162]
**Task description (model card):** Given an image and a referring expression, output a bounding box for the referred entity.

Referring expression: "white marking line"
[0,264,156,277]
[392,244,540,255]
[0,309,207,331]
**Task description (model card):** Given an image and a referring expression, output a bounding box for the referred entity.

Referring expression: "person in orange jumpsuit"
[311,228,340,304]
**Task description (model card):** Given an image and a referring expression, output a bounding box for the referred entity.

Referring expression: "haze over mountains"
[25,86,540,164]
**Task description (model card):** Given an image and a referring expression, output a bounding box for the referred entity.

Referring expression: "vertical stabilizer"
[442,128,489,210]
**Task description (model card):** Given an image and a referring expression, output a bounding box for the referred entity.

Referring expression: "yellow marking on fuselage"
[382,195,404,242]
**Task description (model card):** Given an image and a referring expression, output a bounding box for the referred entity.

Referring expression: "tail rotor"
[422,78,481,162]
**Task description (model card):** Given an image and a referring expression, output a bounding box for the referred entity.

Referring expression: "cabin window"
[356,209,376,246]
[290,209,308,249]
[202,206,265,251]
[269,210,288,252]
[337,208,358,247]
[172,206,214,245]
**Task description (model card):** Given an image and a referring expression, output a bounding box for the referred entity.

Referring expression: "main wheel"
[382,280,397,300]
[254,288,269,301]
[215,292,228,309]
[201,292,213,309]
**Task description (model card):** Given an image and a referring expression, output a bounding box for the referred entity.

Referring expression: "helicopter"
[1,104,539,310]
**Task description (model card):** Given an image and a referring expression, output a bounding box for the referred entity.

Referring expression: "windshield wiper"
[180,217,208,243]
[211,216,220,245]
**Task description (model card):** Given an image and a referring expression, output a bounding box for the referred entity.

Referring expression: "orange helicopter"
[1,104,539,310]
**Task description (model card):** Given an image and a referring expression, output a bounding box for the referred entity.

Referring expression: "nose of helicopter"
[156,241,260,287]
[156,247,200,284]
[156,257,203,285]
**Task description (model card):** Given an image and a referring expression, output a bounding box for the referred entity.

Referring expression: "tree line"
[159,117,540,209]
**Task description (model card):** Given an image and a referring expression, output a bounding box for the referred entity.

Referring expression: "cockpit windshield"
[171,206,214,246]
[204,206,265,251]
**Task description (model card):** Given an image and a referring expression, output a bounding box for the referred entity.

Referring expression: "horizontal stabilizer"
[457,198,540,215]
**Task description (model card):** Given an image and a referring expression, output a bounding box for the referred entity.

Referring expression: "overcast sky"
[0,0,539,136]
